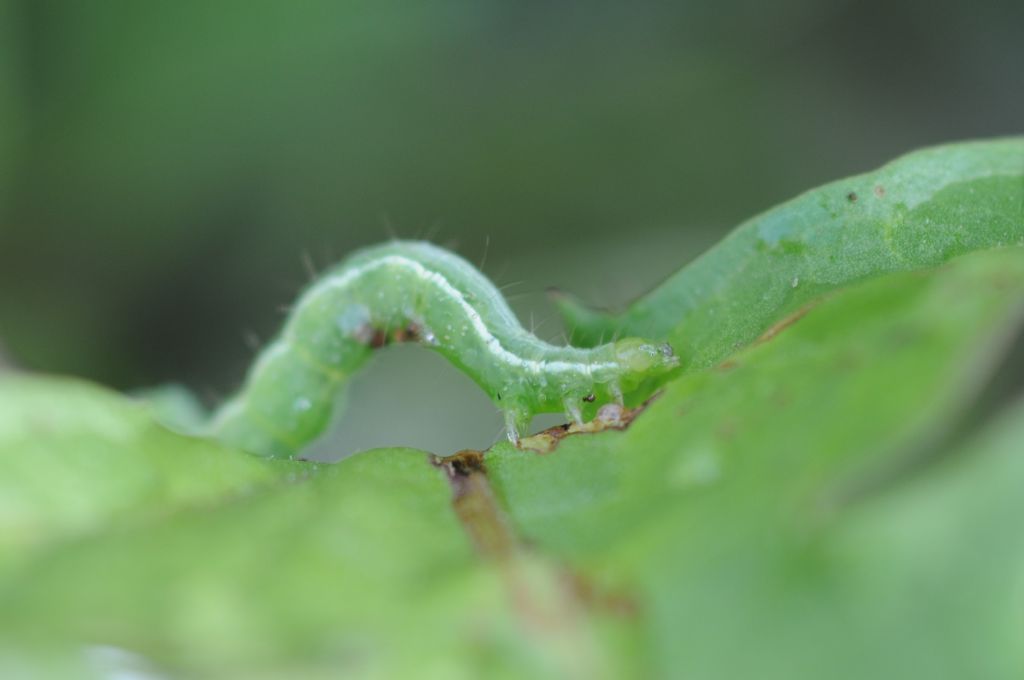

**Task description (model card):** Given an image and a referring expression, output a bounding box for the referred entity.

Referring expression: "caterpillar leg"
[503,406,533,446]
[609,381,624,405]
[563,397,584,427]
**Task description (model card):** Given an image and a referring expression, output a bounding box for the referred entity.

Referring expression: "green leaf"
[1,444,635,678]
[490,246,1024,678]
[0,376,306,576]
[555,138,1024,369]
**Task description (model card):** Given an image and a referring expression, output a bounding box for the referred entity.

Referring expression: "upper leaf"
[556,138,1024,369]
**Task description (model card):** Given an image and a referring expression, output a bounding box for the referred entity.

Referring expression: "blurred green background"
[2,0,1022,454]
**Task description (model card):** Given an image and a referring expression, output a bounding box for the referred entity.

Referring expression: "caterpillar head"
[612,337,680,389]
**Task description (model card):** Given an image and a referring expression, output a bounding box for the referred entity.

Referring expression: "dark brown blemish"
[583,393,596,403]
[366,322,423,348]
[431,449,514,559]
[369,328,389,349]
[436,448,487,478]
[392,322,422,344]
[524,422,574,452]
[846,191,858,203]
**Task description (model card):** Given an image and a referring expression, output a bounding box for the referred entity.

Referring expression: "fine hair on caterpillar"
[210,240,679,458]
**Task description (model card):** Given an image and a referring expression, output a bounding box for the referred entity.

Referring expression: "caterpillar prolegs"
[210,241,678,458]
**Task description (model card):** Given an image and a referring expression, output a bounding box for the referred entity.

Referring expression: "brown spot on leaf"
[431,450,514,559]
[436,448,486,477]
[874,185,886,198]
[755,302,818,345]
[846,191,858,202]
[517,393,661,454]
[560,569,640,618]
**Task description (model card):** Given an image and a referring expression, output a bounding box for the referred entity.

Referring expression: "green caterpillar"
[210,241,679,458]
[553,138,1024,368]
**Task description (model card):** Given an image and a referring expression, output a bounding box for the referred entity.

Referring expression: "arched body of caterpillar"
[210,241,678,459]
[554,138,1024,369]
